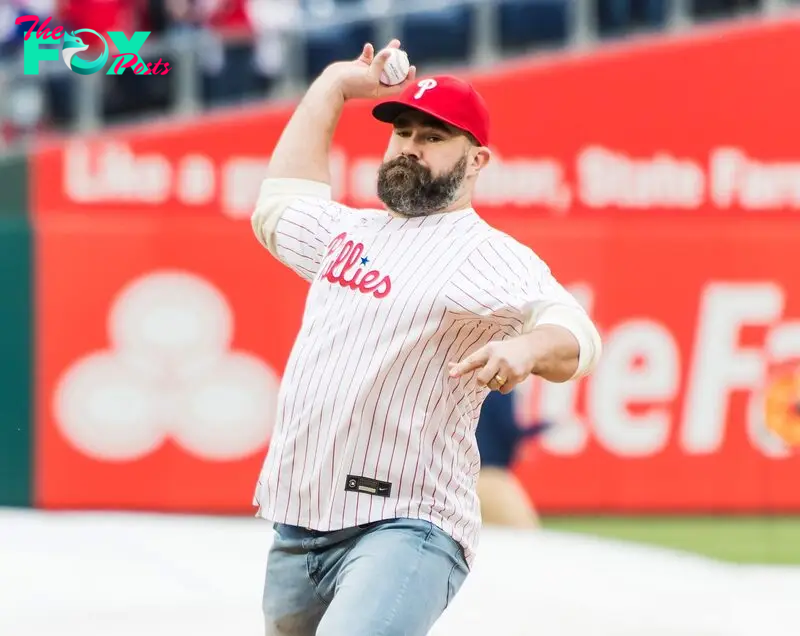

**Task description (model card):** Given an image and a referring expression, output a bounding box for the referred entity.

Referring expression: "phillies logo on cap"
[413,79,438,100]
[371,74,491,147]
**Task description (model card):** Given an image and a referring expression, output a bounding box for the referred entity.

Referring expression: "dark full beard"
[376,155,467,218]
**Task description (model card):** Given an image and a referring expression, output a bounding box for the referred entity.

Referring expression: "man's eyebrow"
[393,117,454,134]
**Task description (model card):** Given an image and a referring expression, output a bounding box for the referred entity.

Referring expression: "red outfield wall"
[31,18,800,512]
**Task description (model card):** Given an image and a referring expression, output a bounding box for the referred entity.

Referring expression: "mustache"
[387,155,420,167]
[383,155,431,178]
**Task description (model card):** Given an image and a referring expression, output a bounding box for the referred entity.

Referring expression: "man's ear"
[469,145,491,175]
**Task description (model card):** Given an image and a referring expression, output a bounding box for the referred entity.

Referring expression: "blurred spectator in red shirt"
[202,0,252,41]
[57,0,151,64]
[58,0,140,35]
[174,0,298,105]
[187,0,286,105]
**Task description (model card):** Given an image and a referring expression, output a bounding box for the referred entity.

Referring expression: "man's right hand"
[322,39,418,101]
[261,40,415,188]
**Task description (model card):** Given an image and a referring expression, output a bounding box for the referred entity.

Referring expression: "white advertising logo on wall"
[53,271,280,462]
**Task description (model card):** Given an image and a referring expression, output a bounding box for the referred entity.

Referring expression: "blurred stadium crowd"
[0,0,774,148]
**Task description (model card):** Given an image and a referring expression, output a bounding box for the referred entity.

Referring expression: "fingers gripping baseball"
[369,41,416,89]
[356,43,374,65]
[359,38,398,64]
[356,40,393,66]
[338,39,416,99]
[367,47,394,82]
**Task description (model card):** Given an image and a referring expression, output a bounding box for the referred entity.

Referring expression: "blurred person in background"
[247,0,299,97]
[142,0,207,115]
[144,0,297,107]
[476,387,551,529]
[58,0,139,34]
[0,0,55,145]
[195,0,251,103]
[190,0,296,105]
[51,0,145,124]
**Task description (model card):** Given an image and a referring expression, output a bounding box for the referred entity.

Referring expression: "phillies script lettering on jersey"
[318,232,392,299]
[251,186,587,568]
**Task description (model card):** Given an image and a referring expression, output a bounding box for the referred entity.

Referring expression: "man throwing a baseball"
[251,39,602,636]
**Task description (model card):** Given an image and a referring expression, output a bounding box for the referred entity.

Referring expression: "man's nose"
[399,141,421,160]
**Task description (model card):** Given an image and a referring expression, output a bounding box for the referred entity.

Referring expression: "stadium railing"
[0,0,794,150]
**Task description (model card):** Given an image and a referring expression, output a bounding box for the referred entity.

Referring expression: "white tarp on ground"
[1,509,799,636]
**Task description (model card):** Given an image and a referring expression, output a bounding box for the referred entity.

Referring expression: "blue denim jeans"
[262,517,469,636]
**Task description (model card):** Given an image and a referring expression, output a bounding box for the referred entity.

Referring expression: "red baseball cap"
[372,75,490,147]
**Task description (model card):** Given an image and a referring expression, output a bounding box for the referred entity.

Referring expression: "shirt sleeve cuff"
[529,304,602,380]
[251,178,333,256]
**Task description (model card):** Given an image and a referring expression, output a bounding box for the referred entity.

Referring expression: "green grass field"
[541,515,800,565]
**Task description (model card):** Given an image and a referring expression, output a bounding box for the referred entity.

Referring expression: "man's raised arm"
[264,70,344,185]
[252,40,416,259]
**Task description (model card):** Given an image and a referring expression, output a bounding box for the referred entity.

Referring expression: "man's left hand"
[448,336,536,394]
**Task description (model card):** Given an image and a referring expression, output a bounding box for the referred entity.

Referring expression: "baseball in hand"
[379,48,410,86]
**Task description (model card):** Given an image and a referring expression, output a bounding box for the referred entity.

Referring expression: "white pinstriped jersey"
[253,193,583,567]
